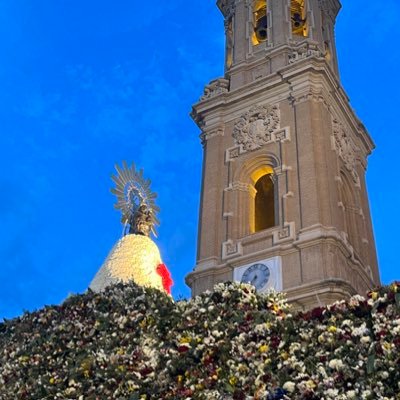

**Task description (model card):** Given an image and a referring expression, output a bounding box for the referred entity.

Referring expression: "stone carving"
[275,128,290,142]
[278,226,291,240]
[226,146,240,161]
[222,239,243,260]
[331,119,360,184]
[200,78,230,101]
[273,222,295,244]
[233,105,280,151]
[288,43,325,64]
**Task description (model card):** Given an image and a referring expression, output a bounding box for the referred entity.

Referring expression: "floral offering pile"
[0,281,399,400]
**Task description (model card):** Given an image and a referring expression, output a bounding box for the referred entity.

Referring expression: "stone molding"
[200,128,224,144]
[331,118,360,185]
[288,42,325,65]
[200,78,230,101]
[289,87,331,110]
[225,181,252,193]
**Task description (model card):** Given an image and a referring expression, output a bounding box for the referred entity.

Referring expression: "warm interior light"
[251,166,274,183]
[291,0,307,37]
[254,174,275,232]
[253,0,268,45]
[249,167,276,233]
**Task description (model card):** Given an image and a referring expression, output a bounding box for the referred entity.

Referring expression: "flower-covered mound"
[0,282,399,399]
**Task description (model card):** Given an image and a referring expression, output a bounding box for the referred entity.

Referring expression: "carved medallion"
[233,105,280,151]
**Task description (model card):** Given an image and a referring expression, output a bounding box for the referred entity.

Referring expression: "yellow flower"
[177,375,183,383]
[383,342,392,351]
[19,355,29,364]
[139,319,147,329]
[280,351,289,360]
[306,380,316,389]
[259,344,269,353]
[83,370,90,379]
[328,326,337,333]
[180,336,191,344]
[49,377,55,385]
[229,376,238,386]
[371,292,378,300]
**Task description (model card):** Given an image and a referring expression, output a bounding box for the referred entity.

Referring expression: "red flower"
[156,263,173,294]
[178,345,189,353]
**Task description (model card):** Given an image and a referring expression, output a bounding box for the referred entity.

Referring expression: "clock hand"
[251,274,258,285]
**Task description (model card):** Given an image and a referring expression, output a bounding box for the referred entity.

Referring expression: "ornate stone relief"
[227,104,289,161]
[200,78,230,101]
[288,43,325,64]
[233,105,280,151]
[331,119,360,185]
[222,239,243,260]
[273,222,296,244]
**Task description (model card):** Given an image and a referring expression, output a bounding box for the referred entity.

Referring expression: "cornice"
[192,57,375,156]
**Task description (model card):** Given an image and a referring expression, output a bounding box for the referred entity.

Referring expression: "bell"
[292,12,305,29]
[255,15,268,42]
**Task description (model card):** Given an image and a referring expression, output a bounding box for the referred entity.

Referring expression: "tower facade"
[185,0,380,309]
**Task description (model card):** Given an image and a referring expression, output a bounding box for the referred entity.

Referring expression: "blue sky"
[0,0,399,320]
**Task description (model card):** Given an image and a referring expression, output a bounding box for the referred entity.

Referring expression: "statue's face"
[135,220,151,236]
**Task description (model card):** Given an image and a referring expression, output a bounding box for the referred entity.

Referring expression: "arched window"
[252,0,268,45]
[255,174,275,231]
[291,0,307,37]
[249,167,276,233]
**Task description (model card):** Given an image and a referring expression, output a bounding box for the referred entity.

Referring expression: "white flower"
[361,390,372,399]
[283,381,296,393]
[346,390,357,399]
[360,336,371,344]
[329,359,344,371]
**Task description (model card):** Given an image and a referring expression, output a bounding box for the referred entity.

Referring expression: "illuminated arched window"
[252,0,268,45]
[255,174,275,231]
[291,0,307,37]
[251,167,276,232]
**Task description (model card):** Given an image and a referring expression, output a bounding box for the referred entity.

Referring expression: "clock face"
[241,263,270,290]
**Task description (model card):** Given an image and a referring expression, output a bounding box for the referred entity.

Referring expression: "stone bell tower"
[185,0,380,309]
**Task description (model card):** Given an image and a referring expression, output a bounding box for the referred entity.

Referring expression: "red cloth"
[156,263,173,294]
